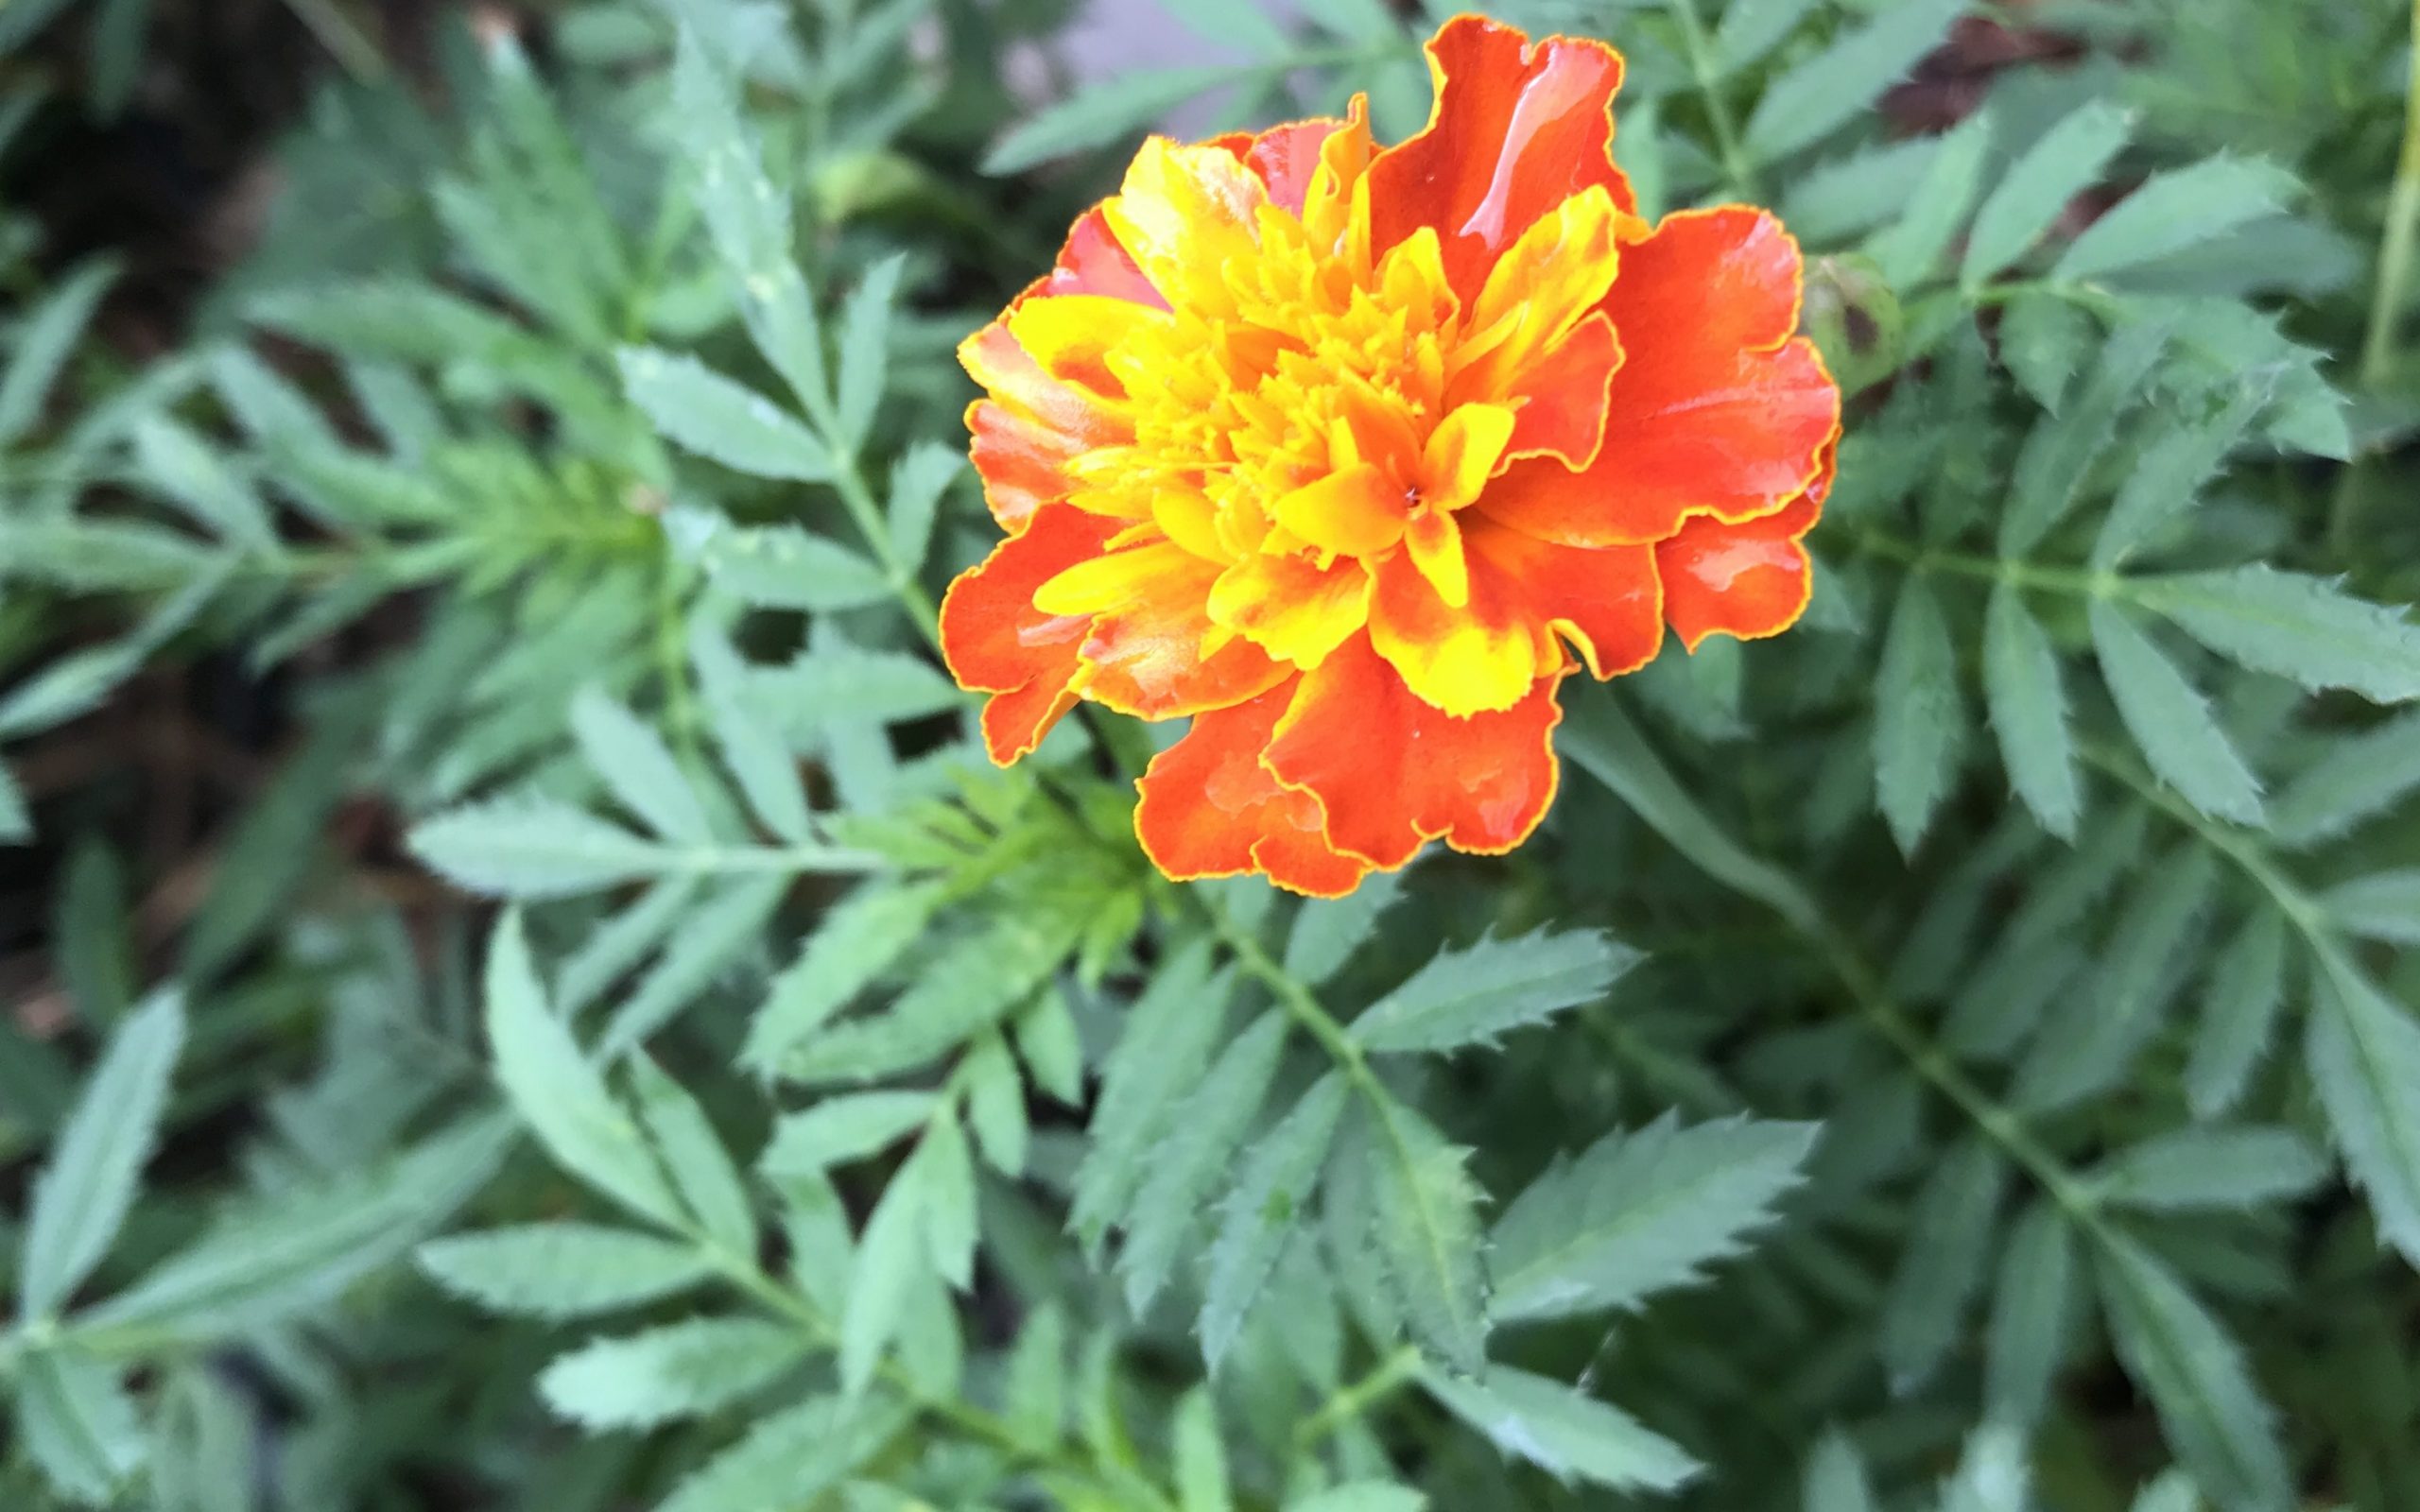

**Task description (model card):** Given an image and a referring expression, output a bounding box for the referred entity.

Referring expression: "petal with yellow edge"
[939,505,1120,762]
[1656,454,1829,650]
[1134,683,1370,897]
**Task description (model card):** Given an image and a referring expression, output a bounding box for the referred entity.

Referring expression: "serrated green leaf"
[131,415,278,549]
[2132,567,2420,703]
[2090,1125,2328,1211]
[1357,1089,1490,1375]
[1962,102,2134,285]
[2090,384,2269,569]
[2306,949,2420,1267]
[2095,1235,2290,1512]
[484,913,681,1224]
[619,347,833,480]
[921,1117,978,1291]
[2322,868,2420,945]
[1985,1201,2073,1428]
[984,66,1238,175]
[1014,988,1086,1106]
[1284,869,1405,987]
[1493,1112,1815,1323]
[745,882,945,1072]
[1803,1432,1876,1512]
[2000,316,2171,556]
[1287,1483,1426,1512]
[1002,1303,1066,1449]
[598,874,789,1052]
[1200,1073,1348,1370]
[540,1317,807,1430]
[1996,292,2098,411]
[841,1157,929,1394]
[1875,576,1963,853]
[1712,0,1824,75]
[409,799,674,899]
[2092,603,2264,825]
[2186,908,2290,1121]
[1118,1011,1290,1314]
[1880,1137,2007,1392]
[690,619,813,844]
[2272,708,2420,846]
[886,440,961,571]
[667,510,892,611]
[572,687,713,842]
[15,1348,144,1504]
[0,259,117,446]
[1870,112,1994,289]
[1983,584,2081,839]
[1173,1388,1233,1512]
[961,1031,1029,1176]
[417,1224,713,1319]
[763,1093,936,1175]
[757,644,963,737]
[836,253,906,445]
[2055,157,2300,283]
[1350,927,1636,1054]
[18,988,185,1318]
[1424,1365,1699,1492]
[631,1058,755,1254]
[1072,943,1230,1248]
[1742,0,1963,164]
[653,1393,910,1512]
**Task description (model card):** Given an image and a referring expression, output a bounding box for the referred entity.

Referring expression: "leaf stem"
[2360,0,2420,387]
[1294,1343,1423,1448]
[1668,0,1758,199]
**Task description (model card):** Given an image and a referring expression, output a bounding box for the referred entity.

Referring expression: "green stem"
[1668,0,1757,199]
[2361,0,2420,387]
[279,0,387,84]
[1295,1344,1423,1449]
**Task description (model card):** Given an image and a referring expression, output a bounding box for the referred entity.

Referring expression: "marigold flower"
[942,13,1841,897]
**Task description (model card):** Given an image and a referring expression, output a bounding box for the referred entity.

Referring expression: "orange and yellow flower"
[942,14,1841,897]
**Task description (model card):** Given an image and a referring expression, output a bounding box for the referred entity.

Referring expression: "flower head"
[942,14,1841,896]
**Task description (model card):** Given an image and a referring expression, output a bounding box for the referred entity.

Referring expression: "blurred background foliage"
[2,0,2419,1509]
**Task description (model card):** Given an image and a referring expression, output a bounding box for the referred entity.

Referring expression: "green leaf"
[1870,112,1994,289]
[2090,384,2270,570]
[1002,1304,1067,1449]
[572,688,713,842]
[654,1394,911,1512]
[1880,1137,2007,1392]
[1423,1365,1699,1493]
[78,1115,510,1343]
[1492,1112,1816,1324]
[1984,1201,2074,1429]
[690,620,813,844]
[2000,316,2171,556]
[1874,576,1964,853]
[963,1031,1029,1175]
[631,1057,756,1254]
[1284,869,1405,987]
[0,761,27,843]
[2132,567,2420,703]
[668,509,892,611]
[983,66,1237,175]
[408,799,673,899]
[0,259,117,446]
[2306,950,2420,1267]
[14,1348,144,1504]
[886,440,961,571]
[1982,585,2081,839]
[1071,942,1230,1248]
[764,1091,938,1175]
[836,253,906,445]
[618,347,833,480]
[598,874,789,1053]
[1803,1432,1877,1512]
[1962,102,2135,285]
[744,883,945,1072]
[2323,869,2420,945]
[18,988,185,1318]
[1118,1011,1290,1314]
[2272,708,2420,846]
[841,1157,929,1393]
[1199,1074,1349,1370]
[920,1116,978,1291]
[756,644,962,736]
[1741,0,1964,164]
[1173,1388,1233,1512]
[1350,927,1636,1054]
[484,912,681,1224]
[2090,1125,2328,1211]
[417,1224,712,1318]
[2092,603,2265,825]
[2054,157,2301,283]
[1942,1428,2031,1512]
[540,1317,808,1430]
[2187,908,2290,1120]
[1712,0,1824,75]
[1356,1089,1491,1375]
[54,838,134,1026]
[1287,1484,1426,1512]
[131,415,277,549]
[2095,1235,2290,1512]
[1996,293,2098,411]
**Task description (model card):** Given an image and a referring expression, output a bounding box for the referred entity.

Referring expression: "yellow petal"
[1031,538,1188,617]
[1104,138,1267,314]
[1206,552,1372,668]
[1005,295,1169,398]
[1151,488,1229,563]
[1451,185,1622,404]
[1419,404,1517,515]
[1403,509,1469,610]
[1270,464,1408,558]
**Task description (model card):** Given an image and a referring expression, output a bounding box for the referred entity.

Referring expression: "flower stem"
[2361,0,2420,387]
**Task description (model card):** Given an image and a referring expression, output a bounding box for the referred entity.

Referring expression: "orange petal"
[1419,404,1517,515]
[1656,454,1829,650]
[1366,15,1634,301]
[1133,684,1370,897]
[1235,117,1354,217]
[1463,515,1662,679]
[1368,541,1546,718]
[1264,635,1564,868]
[1303,97,1375,252]
[1451,185,1623,404]
[1497,310,1619,467]
[1271,464,1408,558]
[1045,206,1167,308]
[959,317,1130,534]
[1207,551,1373,669]
[1481,208,1839,546]
[939,505,1120,762]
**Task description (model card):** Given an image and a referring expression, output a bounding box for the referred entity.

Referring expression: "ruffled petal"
[1045,206,1167,308]
[939,504,1121,761]
[1033,537,1290,717]
[1104,137,1270,314]
[1134,684,1371,897]
[1498,311,1619,467]
[1233,117,1355,217]
[1655,447,1830,649]
[1478,207,1838,546]
[1366,15,1634,301]
[1368,539,1550,718]
[1265,635,1564,868]
[1463,515,1662,679]
[959,313,1131,534]
[1206,551,1373,669]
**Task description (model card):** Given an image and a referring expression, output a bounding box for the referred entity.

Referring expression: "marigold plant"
[943,15,1842,895]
